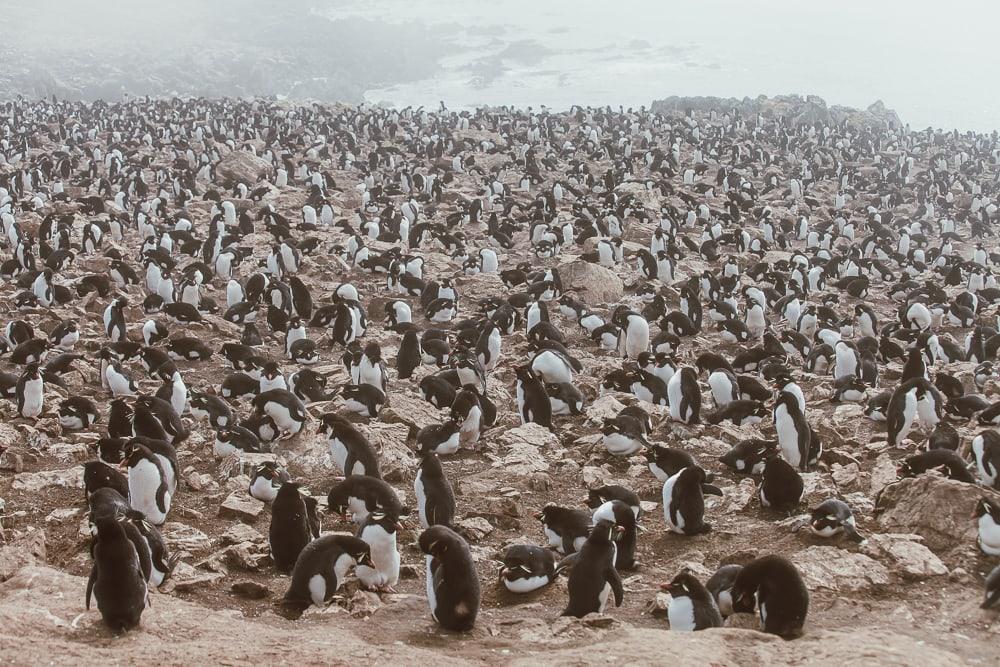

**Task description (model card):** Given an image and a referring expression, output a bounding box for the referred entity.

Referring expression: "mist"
[3,0,997,131]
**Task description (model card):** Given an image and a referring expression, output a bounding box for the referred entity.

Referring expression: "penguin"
[327,475,404,524]
[125,444,171,526]
[269,482,316,573]
[561,520,624,618]
[663,570,723,631]
[282,535,374,614]
[355,510,401,592]
[601,414,648,456]
[358,341,388,394]
[617,310,650,359]
[546,382,585,416]
[810,498,864,542]
[414,448,455,528]
[586,485,642,520]
[49,319,79,350]
[86,517,148,633]
[590,499,638,570]
[213,426,262,457]
[662,466,717,535]
[416,419,462,456]
[645,445,700,483]
[773,390,814,470]
[317,412,380,478]
[706,564,743,617]
[189,391,233,429]
[759,456,804,512]
[984,563,1000,609]
[667,366,701,424]
[887,378,942,446]
[731,555,809,638]
[971,430,1000,489]
[719,438,778,475]
[84,460,130,500]
[251,389,307,436]
[58,396,100,430]
[535,504,590,554]
[929,422,960,451]
[974,497,1000,557]
[16,362,44,418]
[248,461,289,503]
[499,544,558,593]
[419,525,481,631]
[103,296,128,342]
[899,449,975,483]
[514,364,552,429]
[396,329,422,380]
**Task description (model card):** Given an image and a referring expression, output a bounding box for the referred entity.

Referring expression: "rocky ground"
[0,95,998,665]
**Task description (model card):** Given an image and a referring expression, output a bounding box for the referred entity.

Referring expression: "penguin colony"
[0,96,998,648]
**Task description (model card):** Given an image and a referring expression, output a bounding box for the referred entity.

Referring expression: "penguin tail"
[844,524,865,544]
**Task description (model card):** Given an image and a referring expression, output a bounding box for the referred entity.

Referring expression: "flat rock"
[221,523,265,546]
[219,493,265,522]
[455,517,495,543]
[585,394,626,425]
[381,392,446,433]
[861,533,949,579]
[162,522,213,552]
[11,467,84,492]
[791,546,890,592]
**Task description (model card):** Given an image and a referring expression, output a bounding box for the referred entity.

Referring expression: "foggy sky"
[5,0,998,131]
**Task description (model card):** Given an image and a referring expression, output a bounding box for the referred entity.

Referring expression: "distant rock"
[11,467,83,492]
[215,149,272,186]
[557,260,624,306]
[876,476,998,551]
[219,493,265,523]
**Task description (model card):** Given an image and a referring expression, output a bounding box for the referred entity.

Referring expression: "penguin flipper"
[553,552,579,578]
[85,565,97,609]
[607,567,624,607]
[701,483,724,497]
[561,534,575,555]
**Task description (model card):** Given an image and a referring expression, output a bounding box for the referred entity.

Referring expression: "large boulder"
[875,476,1000,552]
[215,149,272,186]
[791,546,890,592]
[557,260,624,306]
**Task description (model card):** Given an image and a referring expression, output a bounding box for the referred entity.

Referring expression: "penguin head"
[974,497,1000,521]
[661,570,699,599]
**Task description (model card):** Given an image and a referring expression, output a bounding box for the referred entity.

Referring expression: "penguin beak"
[532,511,543,520]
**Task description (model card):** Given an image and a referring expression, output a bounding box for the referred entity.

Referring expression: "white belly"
[668,595,696,631]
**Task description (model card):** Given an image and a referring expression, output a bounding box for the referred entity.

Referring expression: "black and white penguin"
[546,382,585,416]
[103,296,128,342]
[499,544,559,593]
[561,520,624,618]
[189,390,233,429]
[125,443,171,526]
[975,496,1000,557]
[359,341,388,394]
[49,319,79,350]
[719,438,778,475]
[318,412,380,478]
[84,460,130,499]
[16,362,44,418]
[248,461,289,503]
[535,504,590,554]
[282,535,373,614]
[586,485,642,520]
[590,499,638,570]
[971,430,1000,489]
[269,481,316,573]
[810,498,863,542]
[706,564,743,617]
[667,366,701,424]
[396,329,422,380]
[759,456,804,512]
[327,475,404,524]
[662,466,717,535]
[213,425,263,457]
[252,388,307,435]
[58,396,100,430]
[984,563,1000,609]
[419,525,481,632]
[645,444,700,482]
[416,419,461,456]
[356,510,401,592]
[414,448,455,528]
[731,555,809,638]
[600,414,648,457]
[86,517,148,633]
[514,364,552,429]
[663,570,723,631]
[773,390,814,470]
[887,378,942,446]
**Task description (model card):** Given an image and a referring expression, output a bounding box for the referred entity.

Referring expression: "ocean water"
[321,0,1000,132]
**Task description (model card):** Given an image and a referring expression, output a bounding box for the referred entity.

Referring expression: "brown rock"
[231,581,270,600]
[219,493,265,522]
[455,517,495,543]
[556,260,624,305]
[215,149,273,185]
[861,534,949,579]
[791,546,889,592]
[0,530,46,582]
[876,476,999,551]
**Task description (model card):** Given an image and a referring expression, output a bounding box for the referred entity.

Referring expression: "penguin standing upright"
[318,412,380,478]
[125,444,171,525]
[562,520,624,618]
[16,362,44,418]
[414,449,455,528]
[282,535,373,614]
[975,497,1000,556]
[664,570,723,631]
[269,482,315,573]
[514,364,552,429]
[591,499,638,570]
[86,517,148,633]
[419,525,481,632]
[773,390,813,469]
[731,555,809,638]
[667,366,701,424]
[355,510,401,592]
[617,310,650,359]
[971,430,1000,489]
[396,329,422,380]
[103,296,128,342]
[662,466,718,535]
[760,456,804,512]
